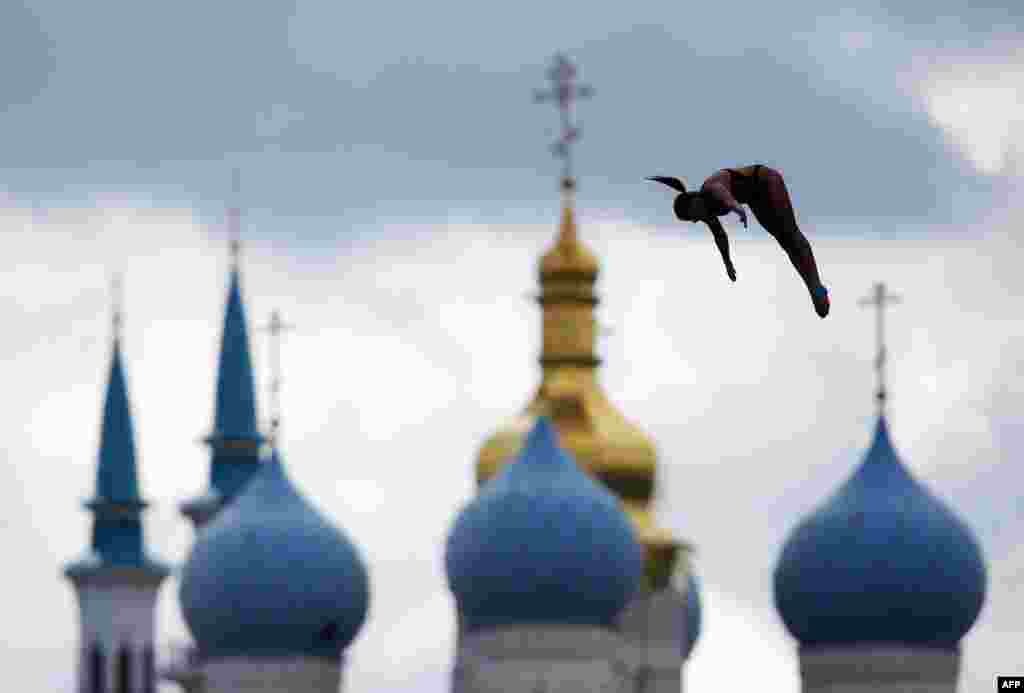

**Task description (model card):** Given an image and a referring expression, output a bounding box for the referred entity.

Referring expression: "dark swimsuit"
[724,165,764,204]
[709,165,829,310]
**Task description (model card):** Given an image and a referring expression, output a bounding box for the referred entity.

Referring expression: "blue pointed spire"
[210,268,262,445]
[183,245,265,527]
[205,268,264,499]
[66,335,168,580]
[95,340,140,505]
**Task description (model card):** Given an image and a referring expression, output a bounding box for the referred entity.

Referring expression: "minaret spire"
[858,281,902,411]
[65,279,168,693]
[180,168,263,530]
[90,274,142,518]
[260,309,294,446]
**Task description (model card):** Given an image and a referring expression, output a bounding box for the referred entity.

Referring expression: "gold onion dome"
[476,177,683,587]
[538,178,600,278]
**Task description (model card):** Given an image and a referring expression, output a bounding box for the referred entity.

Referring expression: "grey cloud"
[874,1,1023,34]
[0,2,1017,234]
[0,3,55,111]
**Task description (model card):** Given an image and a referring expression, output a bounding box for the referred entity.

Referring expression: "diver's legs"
[748,169,830,317]
[780,231,830,318]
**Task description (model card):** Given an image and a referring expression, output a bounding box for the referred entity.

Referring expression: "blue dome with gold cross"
[445,417,642,632]
[773,415,986,649]
[179,449,369,659]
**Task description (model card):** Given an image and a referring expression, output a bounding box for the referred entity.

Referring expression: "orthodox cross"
[857,281,902,409]
[260,309,295,444]
[228,168,242,268]
[533,53,593,183]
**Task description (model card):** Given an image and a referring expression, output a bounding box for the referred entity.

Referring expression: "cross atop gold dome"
[474,55,686,589]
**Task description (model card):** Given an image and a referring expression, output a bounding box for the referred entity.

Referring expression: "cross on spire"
[228,168,242,269]
[533,53,593,185]
[858,281,902,409]
[260,309,295,445]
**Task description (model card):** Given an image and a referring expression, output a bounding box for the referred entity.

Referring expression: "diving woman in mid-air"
[648,165,830,318]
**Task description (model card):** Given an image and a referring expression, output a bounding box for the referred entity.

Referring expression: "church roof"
[179,449,369,659]
[447,417,642,632]
[476,177,682,594]
[773,415,986,649]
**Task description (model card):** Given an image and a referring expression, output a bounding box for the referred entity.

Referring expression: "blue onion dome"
[681,572,702,659]
[180,450,370,659]
[773,416,986,649]
[445,417,643,633]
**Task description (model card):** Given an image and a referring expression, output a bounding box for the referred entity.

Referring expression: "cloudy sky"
[3,1,1022,691]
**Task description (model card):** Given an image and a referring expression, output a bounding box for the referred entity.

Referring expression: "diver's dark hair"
[648,176,703,221]
[646,176,688,194]
[675,192,703,220]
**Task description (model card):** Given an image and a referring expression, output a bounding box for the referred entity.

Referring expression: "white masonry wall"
[460,625,632,693]
[74,579,162,692]
[617,586,686,693]
[201,657,342,693]
[798,647,961,693]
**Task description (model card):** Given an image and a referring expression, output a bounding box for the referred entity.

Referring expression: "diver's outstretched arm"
[707,217,737,282]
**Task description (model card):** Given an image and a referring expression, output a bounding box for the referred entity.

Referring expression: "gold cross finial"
[533,53,593,186]
[858,281,902,410]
